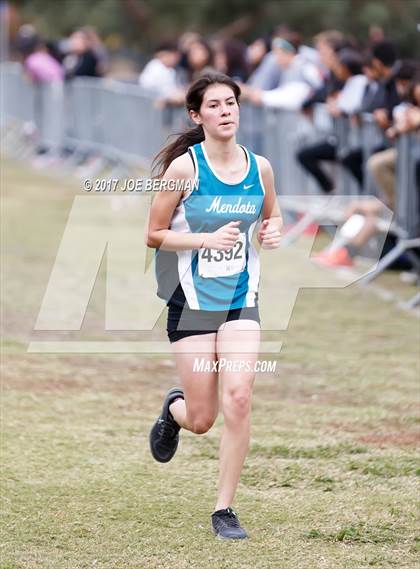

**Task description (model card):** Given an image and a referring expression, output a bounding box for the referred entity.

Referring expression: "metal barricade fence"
[1,63,419,251]
[360,131,420,285]
[260,107,315,196]
[166,105,190,135]
[360,113,387,196]
[334,115,363,196]
[98,79,165,165]
[1,63,65,156]
[64,79,98,152]
[0,62,36,127]
[395,132,420,240]
[64,78,165,167]
[38,81,65,153]
[237,104,264,155]
[0,63,167,168]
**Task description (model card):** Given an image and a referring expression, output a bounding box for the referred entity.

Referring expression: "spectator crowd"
[134,25,419,275]
[10,22,420,282]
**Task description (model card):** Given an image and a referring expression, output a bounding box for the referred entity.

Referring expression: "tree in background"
[8,0,420,57]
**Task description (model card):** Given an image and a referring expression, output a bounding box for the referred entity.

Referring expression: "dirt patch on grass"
[1,354,176,395]
[3,354,365,412]
[328,421,420,449]
[355,431,420,449]
[254,364,362,407]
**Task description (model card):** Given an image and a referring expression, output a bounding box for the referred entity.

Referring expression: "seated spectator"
[356,53,381,113]
[301,30,346,114]
[63,29,102,79]
[138,41,181,97]
[393,60,419,105]
[241,31,323,110]
[346,55,415,191]
[296,49,368,193]
[313,30,345,75]
[81,26,109,76]
[368,76,420,208]
[325,49,368,116]
[16,25,63,83]
[366,40,401,126]
[337,50,412,194]
[314,78,420,268]
[246,39,282,90]
[24,42,64,84]
[298,43,412,197]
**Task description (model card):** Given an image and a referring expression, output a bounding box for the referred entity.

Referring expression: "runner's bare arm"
[145,154,205,250]
[256,156,283,247]
[146,154,239,252]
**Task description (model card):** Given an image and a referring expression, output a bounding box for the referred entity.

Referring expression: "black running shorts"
[166,301,260,343]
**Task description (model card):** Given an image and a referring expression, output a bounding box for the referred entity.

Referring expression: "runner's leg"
[169,333,219,434]
[214,319,260,510]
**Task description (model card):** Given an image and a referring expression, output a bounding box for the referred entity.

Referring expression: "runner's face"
[193,84,239,140]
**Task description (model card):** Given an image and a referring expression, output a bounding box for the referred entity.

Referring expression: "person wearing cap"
[241,31,322,110]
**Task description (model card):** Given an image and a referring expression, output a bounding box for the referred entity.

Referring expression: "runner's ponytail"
[152,125,204,178]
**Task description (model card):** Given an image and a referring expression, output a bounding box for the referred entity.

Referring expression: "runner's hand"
[258,219,281,249]
[202,221,241,251]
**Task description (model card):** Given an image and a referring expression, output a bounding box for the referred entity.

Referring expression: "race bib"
[198,233,246,278]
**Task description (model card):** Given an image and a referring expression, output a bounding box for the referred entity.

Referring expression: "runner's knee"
[186,407,217,434]
[190,417,215,434]
[222,389,252,419]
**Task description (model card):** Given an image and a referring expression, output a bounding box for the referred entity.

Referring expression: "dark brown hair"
[152,72,241,178]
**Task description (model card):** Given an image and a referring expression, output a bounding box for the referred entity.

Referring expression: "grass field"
[1,158,419,569]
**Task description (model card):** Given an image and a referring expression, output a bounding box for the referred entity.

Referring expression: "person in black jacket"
[63,29,101,79]
[367,40,401,123]
[296,41,403,194]
[297,48,371,193]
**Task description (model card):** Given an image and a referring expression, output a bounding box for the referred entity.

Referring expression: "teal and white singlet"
[156,142,265,311]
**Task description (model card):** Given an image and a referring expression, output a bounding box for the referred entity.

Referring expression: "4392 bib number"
[198,232,246,278]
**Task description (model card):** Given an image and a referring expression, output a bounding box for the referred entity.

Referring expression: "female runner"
[146,72,282,540]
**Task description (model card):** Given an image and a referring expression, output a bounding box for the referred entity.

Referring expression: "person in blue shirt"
[146,72,282,540]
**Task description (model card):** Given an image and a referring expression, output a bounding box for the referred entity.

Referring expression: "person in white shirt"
[241,33,323,111]
[138,41,181,97]
[246,38,282,90]
[326,49,368,116]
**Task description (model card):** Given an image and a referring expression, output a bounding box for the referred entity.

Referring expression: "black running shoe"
[211,507,248,540]
[149,387,184,463]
